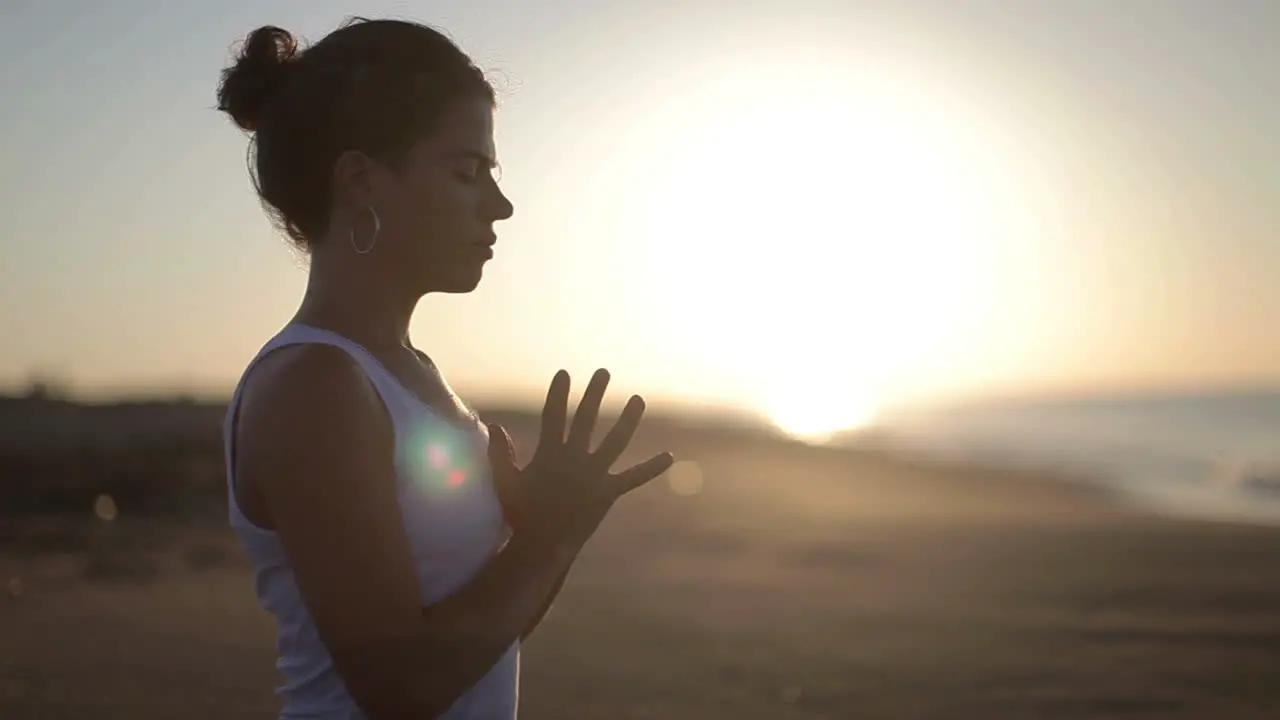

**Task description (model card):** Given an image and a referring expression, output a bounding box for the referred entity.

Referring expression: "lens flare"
[427,443,449,469]
[400,414,486,493]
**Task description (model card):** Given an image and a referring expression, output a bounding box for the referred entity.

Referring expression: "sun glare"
[591,50,1035,427]
[765,386,879,443]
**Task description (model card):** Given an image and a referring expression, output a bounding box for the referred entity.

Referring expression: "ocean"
[870,391,1280,525]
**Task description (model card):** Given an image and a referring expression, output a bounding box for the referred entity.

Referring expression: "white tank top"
[222,324,519,719]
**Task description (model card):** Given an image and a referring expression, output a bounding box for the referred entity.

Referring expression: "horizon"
[6,376,1280,417]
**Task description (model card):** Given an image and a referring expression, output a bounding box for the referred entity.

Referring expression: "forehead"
[410,95,496,159]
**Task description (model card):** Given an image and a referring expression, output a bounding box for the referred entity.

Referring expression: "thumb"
[486,422,518,476]
[486,422,523,528]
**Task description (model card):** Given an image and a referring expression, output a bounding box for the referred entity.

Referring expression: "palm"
[485,369,673,536]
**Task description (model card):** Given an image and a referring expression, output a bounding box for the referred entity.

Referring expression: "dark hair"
[216,18,495,249]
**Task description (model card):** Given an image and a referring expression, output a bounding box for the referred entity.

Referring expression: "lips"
[473,237,496,259]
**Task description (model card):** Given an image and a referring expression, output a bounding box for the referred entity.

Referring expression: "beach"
[3,421,1279,719]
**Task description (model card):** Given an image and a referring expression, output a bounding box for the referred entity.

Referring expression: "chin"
[429,269,485,294]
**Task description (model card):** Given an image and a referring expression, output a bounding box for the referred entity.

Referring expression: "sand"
[3,429,1280,719]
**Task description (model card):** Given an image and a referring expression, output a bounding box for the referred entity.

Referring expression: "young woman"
[216,18,674,719]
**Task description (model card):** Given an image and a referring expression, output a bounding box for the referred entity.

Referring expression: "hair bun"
[216,26,300,131]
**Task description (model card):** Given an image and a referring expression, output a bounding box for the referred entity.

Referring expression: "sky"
[1,0,1277,432]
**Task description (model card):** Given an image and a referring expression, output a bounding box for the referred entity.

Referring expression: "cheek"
[401,177,481,241]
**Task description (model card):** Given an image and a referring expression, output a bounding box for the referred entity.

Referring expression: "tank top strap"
[221,324,418,520]
[266,324,415,413]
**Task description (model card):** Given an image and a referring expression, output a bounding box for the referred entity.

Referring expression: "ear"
[330,150,379,212]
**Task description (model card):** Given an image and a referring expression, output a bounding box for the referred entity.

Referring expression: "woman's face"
[338,95,514,295]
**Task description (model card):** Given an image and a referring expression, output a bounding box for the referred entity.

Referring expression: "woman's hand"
[486,368,673,550]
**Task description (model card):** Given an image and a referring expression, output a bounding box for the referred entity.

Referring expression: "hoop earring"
[349,207,381,255]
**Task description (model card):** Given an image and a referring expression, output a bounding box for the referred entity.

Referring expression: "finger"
[610,452,675,496]
[486,422,519,498]
[566,368,610,455]
[486,422,518,473]
[537,370,570,456]
[485,422,523,527]
[591,394,644,469]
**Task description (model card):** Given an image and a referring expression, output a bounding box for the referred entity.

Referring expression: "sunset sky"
[2,0,1277,431]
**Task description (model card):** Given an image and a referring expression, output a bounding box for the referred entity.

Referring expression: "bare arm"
[236,346,575,719]
[521,563,572,641]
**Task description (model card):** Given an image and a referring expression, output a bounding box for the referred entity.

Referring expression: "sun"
[759,372,880,443]
[589,52,1031,425]
[762,394,875,440]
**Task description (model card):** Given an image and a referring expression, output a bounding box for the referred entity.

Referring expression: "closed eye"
[449,151,500,184]
[454,161,483,183]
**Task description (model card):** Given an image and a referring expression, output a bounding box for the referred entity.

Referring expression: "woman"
[216,18,674,719]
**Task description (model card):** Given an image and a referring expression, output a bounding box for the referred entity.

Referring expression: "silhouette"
[213,17,672,719]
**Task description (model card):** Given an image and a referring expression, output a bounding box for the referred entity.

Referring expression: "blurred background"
[2,1,1278,718]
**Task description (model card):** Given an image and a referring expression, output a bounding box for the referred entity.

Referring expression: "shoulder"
[246,342,370,403]
[236,342,392,461]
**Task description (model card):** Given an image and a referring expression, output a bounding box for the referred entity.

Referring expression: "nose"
[489,185,514,222]
[482,175,514,222]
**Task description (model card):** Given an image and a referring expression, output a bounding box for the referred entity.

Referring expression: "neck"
[293,256,420,351]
